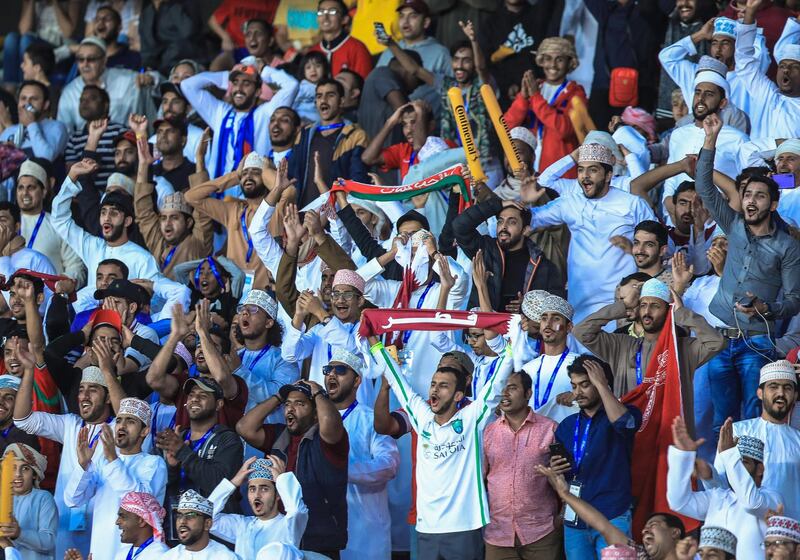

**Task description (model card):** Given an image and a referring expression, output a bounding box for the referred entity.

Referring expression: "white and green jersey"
[371,341,513,534]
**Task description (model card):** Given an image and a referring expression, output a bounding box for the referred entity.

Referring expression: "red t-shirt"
[381,140,458,180]
[213,0,280,47]
[310,35,373,80]
[173,373,249,430]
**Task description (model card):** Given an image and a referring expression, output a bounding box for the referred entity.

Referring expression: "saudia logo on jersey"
[452,419,463,434]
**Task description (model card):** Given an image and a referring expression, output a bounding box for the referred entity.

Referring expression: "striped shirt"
[64,121,127,190]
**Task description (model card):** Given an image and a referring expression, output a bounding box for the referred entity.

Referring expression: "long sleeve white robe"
[161,539,240,560]
[11,489,57,560]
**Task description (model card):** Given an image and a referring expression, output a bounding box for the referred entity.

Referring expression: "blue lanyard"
[26,211,45,249]
[82,416,114,449]
[316,122,344,133]
[161,245,178,271]
[409,150,417,167]
[126,537,154,560]
[473,357,499,396]
[572,415,592,470]
[635,341,643,385]
[240,210,254,263]
[533,338,541,355]
[1,424,13,438]
[239,345,271,370]
[534,349,569,409]
[537,81,568,137]
[341,400,358,422]
[402,282,435,344]
[180,427,215,484]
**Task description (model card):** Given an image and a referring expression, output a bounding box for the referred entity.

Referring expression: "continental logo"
[500,115,522,161]
[453,104,479,160]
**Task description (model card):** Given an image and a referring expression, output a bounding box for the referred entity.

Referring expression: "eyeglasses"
[175,511,203,520]
[238,304,262,316]
[331,290,356,301]
[464,332,484,340]
[77,55,103,63]
[323,364,352,376]
[762,540,797,550]
[317,8,340,15]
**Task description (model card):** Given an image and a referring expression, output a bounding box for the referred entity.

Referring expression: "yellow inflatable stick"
[480,84,523,174]
[0,453,13,523]
[567,95,596,144]
[447,87,487,184]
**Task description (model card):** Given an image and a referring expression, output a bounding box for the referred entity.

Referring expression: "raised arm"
[458,20,489,85]
[195,299,238,398]
[695,114,737,232]
[235,395,284,449]
[179,72,230,125]
[51,161,105,266]
[144,304,184,400]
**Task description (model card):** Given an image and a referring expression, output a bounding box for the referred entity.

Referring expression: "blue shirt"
[555,404,641,529]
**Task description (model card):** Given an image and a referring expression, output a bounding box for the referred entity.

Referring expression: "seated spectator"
[293,51,330,124]
[310,0,373,80]
[139,0,205,77]
[19,42,55,88]
[208,2,281,71]
[0,79,68,162]
[57,37,152,134]
[335,69,364,122]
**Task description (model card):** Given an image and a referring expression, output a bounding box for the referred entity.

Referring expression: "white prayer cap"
[80,366,108,388]
[712,17,737,39]
[256,543,304,560]
[521,290,550,321]
[418,136,449,162]
[693,70,731,99]
[640,278,671,302]
[766,516,800,543]
[242,152,265,171]
[699,526,737,555]
[737,435,764,462]
[118,398,152,427]
[0,374,20,391]
[583,131,623,163]
[106,172,135,196]
[759,359,797,385]
[776,139,800,157]
[697,55,728,77]
[777,44,800,64]
[159,192,192,215]
[177,489,213,516]
[328,348,365,374]
[510,127,537,152]
[238,289,278,319]
[18,160,48,187]
[540,295,574,321]
[577,143,615,167]
[80,37,107,54]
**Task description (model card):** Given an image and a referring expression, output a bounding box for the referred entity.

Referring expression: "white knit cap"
[521,290,550,321]
[80,366,108,388]
[712,17,737,39]
[776,139,800,157]
[418,136,449,162]
[177,489,213,516]
[256,543,304,560]
[118,398,153,427]
[766,516,800,543]
[0,375,21,391]
[328,348,365,374]
[510,126,537,152]
[18,160,47,187]
[242,152,265,171]
[693,70,731,99]
[106,173,135,196]
[699,526,737,555]
[759,360,797,385]
[640,278,671,302]
[540,295,574,321]
[80,36,107,53]
[238,289,278,319]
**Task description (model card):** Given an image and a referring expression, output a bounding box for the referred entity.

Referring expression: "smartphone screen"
[773,173,795,189]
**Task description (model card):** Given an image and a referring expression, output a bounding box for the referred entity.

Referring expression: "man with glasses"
[763,515,800,559]
[323,349,399,560]
[58,37,149,134]
[162,490,239,560]
[310,0,373,79]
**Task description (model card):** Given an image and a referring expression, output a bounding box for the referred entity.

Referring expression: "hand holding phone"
[374,22,390,43]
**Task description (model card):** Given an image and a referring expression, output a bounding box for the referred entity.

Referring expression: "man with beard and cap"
[0,376,39,455]
[323,349,399,560]
[524,143,655,325]
[112,491,171,559]
[696,527,737,559]
[483,371,562,559]
[236,379,350,558]
[451,182,564,312]
[186,151,288,290]
[661,56,749,220]
[15,159,86,286]
[668,415,778,558]
[180,62,299,179]
[763,515,800,559]
[697,115,800,423]
[574,278,723,431]
[268,107,301,167]
[711,360,800,521]
[736,3,800,140]
[161,490,239,560]
[13,362,117,559]
[64,397,167,560]
[51,160,164,294]
[522,295,580,423]
[155,376,245,540]
[208,456,308,558]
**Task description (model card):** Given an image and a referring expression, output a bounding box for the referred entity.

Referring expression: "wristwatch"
[312,389,329,400]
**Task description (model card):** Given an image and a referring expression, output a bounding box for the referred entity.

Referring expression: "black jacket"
[451,192,565,310]
[337,204,404,281]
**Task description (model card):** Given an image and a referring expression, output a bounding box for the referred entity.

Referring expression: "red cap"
[397,0,430,15]
[114,130,137,146]
[89,309,122,333]
[229,64,261,83]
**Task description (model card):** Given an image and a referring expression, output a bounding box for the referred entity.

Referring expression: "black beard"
[178,528,204,546]
[104,223,126,243]
[692,104,719,121]
[116,162,137,177]
[243,184,268,199]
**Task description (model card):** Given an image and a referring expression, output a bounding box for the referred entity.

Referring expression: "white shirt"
[63,451,167,560]
[11,489,57,560]
[778,187,800,228]
[282,317,360,380]
[207,473,308,559]
[530,188,655,324]
[340,403,399,560]
[161,539,240,560]
[19,212,86,285]
[113,540,171,560]
[537,154,641,194]
[372,342,513,534]
[180,67,299,178]
[57,69,146,134]
[523,351,579,423]
[683,274,726,328]
[13,412,117,560]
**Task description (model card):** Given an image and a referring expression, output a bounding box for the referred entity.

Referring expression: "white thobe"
[735,21,800,140]
[662,123,748,213]
[19,212,86,285]
[11,489,57,560]
[668,446,779,559]
[113,541,170,560]
[161,539,240,560]
[683,275,726,328]
[13,413,116,559]
[715,418,800,519]
[778,187,800,228]
[63,452,168,560]
[523,351,579,423]
[536,154,642,194]
[207,473,308,559]
[340,403,400,560]
[530,188,655,324]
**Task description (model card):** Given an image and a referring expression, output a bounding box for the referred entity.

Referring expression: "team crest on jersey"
[452,419,463,434]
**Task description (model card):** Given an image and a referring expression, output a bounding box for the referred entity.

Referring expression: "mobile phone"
[737,295,755,308]
[773,173,795,189]
[549,442,571,463]
[374,22,390,42]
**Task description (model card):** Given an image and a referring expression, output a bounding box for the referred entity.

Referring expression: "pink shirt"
[483,409,559,546]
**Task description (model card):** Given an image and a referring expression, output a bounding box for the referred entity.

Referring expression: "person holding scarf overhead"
[180,62,299,179]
